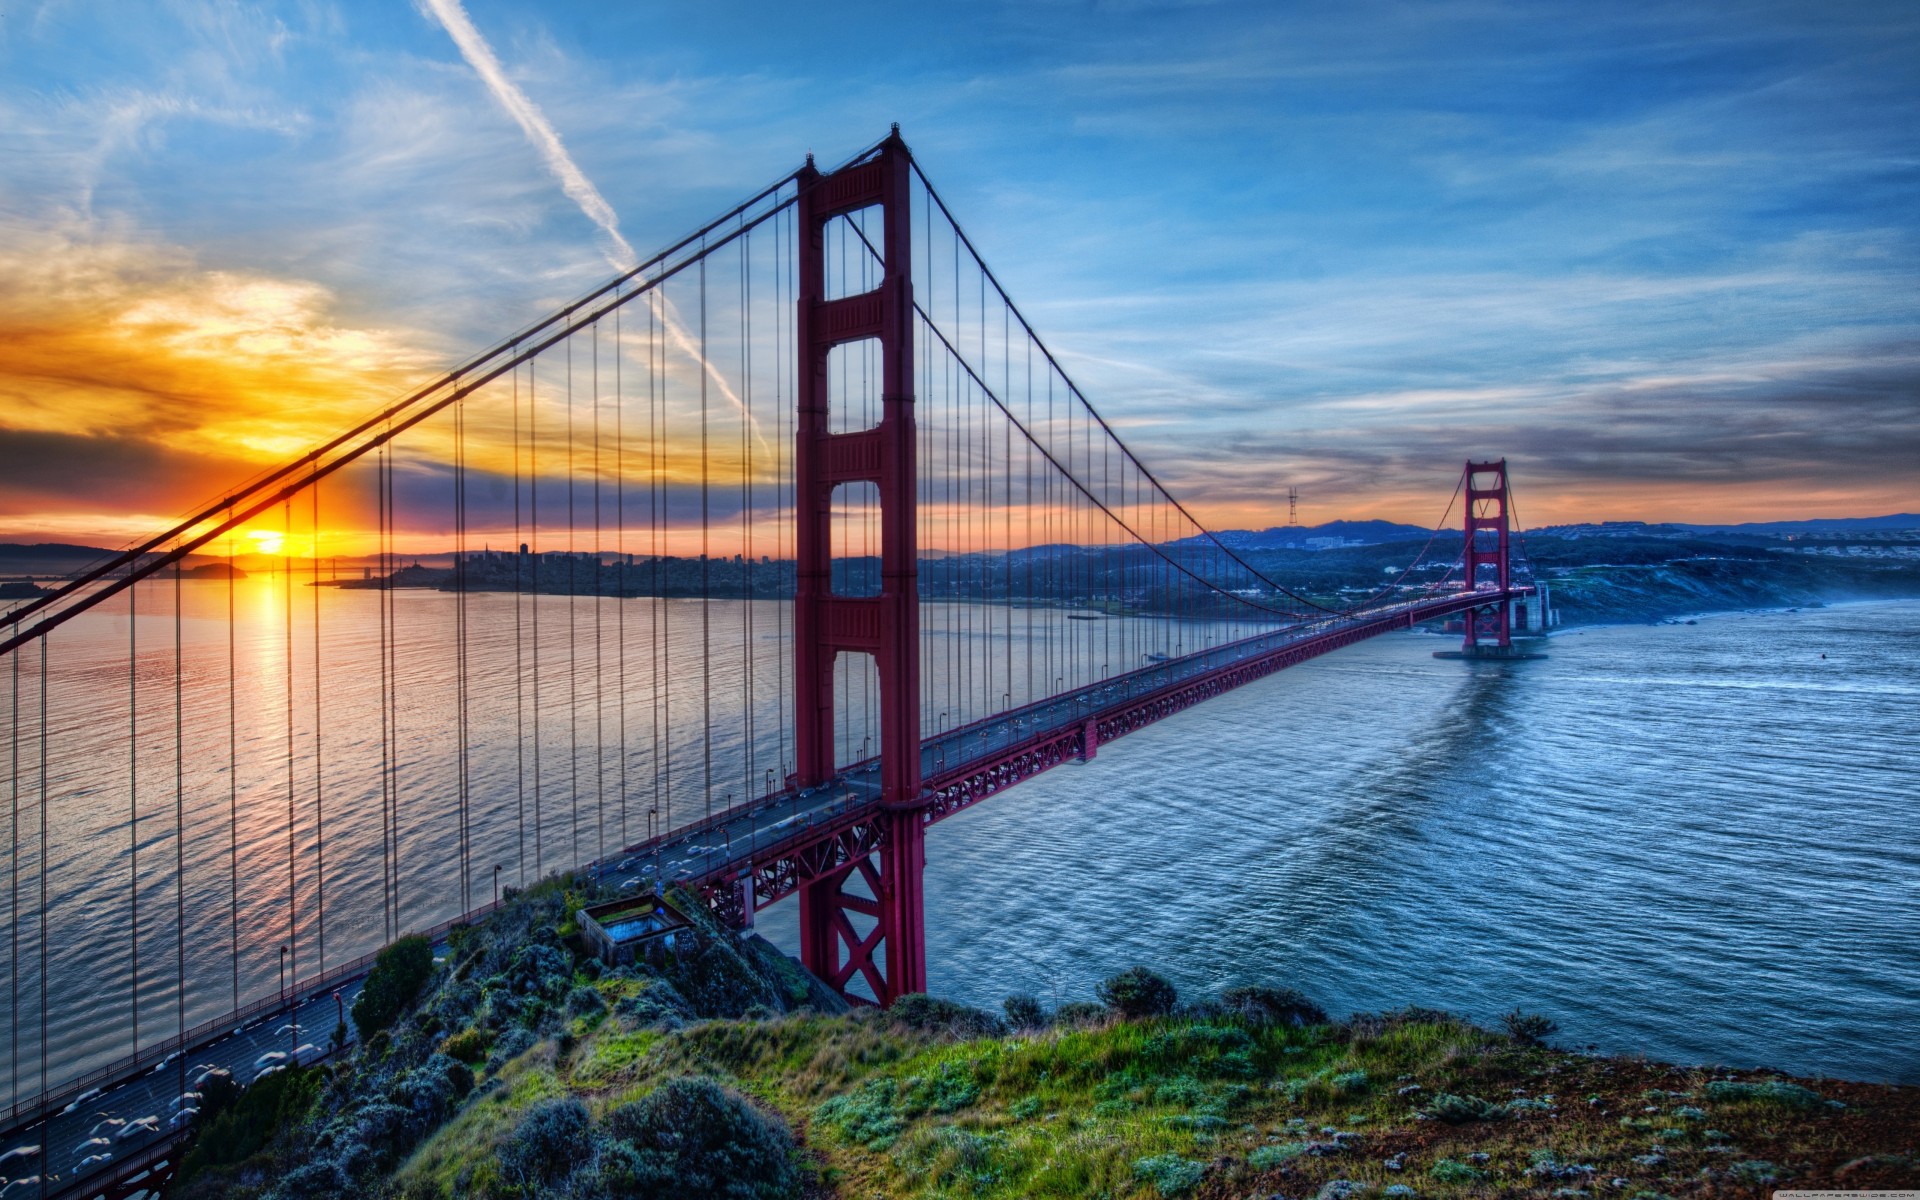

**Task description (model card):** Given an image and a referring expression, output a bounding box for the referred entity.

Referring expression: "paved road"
[585,600,1472,897]
[2,976,366,1198]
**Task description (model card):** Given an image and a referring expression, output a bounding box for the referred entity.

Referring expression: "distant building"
[1304,536,1346,550]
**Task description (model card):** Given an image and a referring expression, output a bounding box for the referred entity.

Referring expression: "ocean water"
[769,600,1918,1083]
[4,591,1915,1106]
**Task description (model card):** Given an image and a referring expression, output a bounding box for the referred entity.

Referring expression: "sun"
[247,528,285,556]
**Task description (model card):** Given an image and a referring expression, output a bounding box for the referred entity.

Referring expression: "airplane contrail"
[420,0,769,457]
[419,0,636,269]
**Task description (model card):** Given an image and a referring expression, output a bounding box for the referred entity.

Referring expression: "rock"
[1384,1153,1406,1171]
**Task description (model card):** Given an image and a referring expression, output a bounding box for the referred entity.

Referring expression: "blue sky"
[1,0,1916,538]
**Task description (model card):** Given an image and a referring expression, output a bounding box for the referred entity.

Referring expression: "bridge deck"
[593,587,1526,908]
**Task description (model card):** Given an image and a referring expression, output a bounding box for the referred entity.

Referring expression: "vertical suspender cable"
[173,556,186,1094]
[38,637,49,1120]
[7,646,17,1107]
[701,256,713,830]
[128,572,140,1059]
[514,355,526,885]
[567,338,579,867]
[616,304,628,852]
[592,323,605,862]
[531,359,543,878]
[313,477,326,969]
[283,499,297,1001]
[227,518,239,1008]
[455,393,470,911]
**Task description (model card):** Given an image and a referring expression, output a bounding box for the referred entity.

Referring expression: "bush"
[484,1026,538,1074]
[1704,1079,1824,1110]
[501,1097,591,1187]
[176,1064,322,1181]
[566,983,607,1017]
[1250,1142,1309,1168]
[1427,1092,1507,1123]
[1221,985,1328,1028]
[815,1077,907,1150]
[1097,967,1178,1019]
[887,992,1004,1038]
[1430,1157,1486,1183]
[1002,993,1048,1030]
[351,936,436,1038]
[1502,1008,1560,1046]
[439,1026,492,1064]
[604,1075,800,1199]
[1133,1153,1206,1196]
[1053,1001,1107,1027]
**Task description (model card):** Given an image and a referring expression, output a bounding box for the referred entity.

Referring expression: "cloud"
[417,0,636,271]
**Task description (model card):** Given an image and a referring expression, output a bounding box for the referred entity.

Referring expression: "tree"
[1096,967,1178,1019]
[351,935,435,1038]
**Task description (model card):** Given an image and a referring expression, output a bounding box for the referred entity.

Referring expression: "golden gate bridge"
[0,128,1537,1199]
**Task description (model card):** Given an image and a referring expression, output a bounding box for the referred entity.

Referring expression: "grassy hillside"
[168,879,1918,1200]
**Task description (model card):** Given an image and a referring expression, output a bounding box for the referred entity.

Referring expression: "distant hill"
[1530,515,1920,538]
[1170,520,1436,550]
[1676,514,1920,535]
[0,542,123,576]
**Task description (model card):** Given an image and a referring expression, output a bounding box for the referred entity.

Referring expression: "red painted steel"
[694,588,1527,954]
[792,129,925,1004]
[1462,459,1513,650]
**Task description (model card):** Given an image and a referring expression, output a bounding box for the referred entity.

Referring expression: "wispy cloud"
[418,0,636,271]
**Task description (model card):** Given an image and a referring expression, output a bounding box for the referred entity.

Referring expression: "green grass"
[378,990,1914,1200]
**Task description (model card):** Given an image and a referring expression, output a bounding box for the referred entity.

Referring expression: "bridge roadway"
[584,586,1526,912]
[3,585,1522,1200]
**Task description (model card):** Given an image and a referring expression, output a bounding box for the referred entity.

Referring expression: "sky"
[1,0,1916,548]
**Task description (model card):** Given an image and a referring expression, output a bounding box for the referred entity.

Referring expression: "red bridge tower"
[792,131,926,1004]
[1462,458,1513,652]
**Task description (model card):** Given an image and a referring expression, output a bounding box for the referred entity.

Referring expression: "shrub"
[565,983,607,1017]
[394,1053,473,1123]
[1008,1096,1042,1120]
[1003,993,1048,1030]
[1704,1079,1824,1110]
[1731,1159,1782,1184]
[1053,1001,1107,1027]
[1133,1153,1206,1196]
[351,936,435,1038]
[1502,1008,1560,1046]
[1097,967,1178,1019]
[176,1064,322,1182]
[1250,1142,1309,1168]
[1430,1157,1486,1183]
[439,1026,492,1064]
[501,1098,590,1186]
[603,1075,800,1199]
[1221,985,1328,1028]
[888,992,1004,1038]
[1330,1070,1369,1095]
[815,1077,907,1150]
[1427,1092,1507,1123]
[484,1026,538,1074]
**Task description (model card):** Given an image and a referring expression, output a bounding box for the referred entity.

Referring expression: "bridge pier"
[792,129,927,1006]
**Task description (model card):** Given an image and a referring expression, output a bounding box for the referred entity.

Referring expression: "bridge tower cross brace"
[1462,458,1513,650]
[792,132,927,1004]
